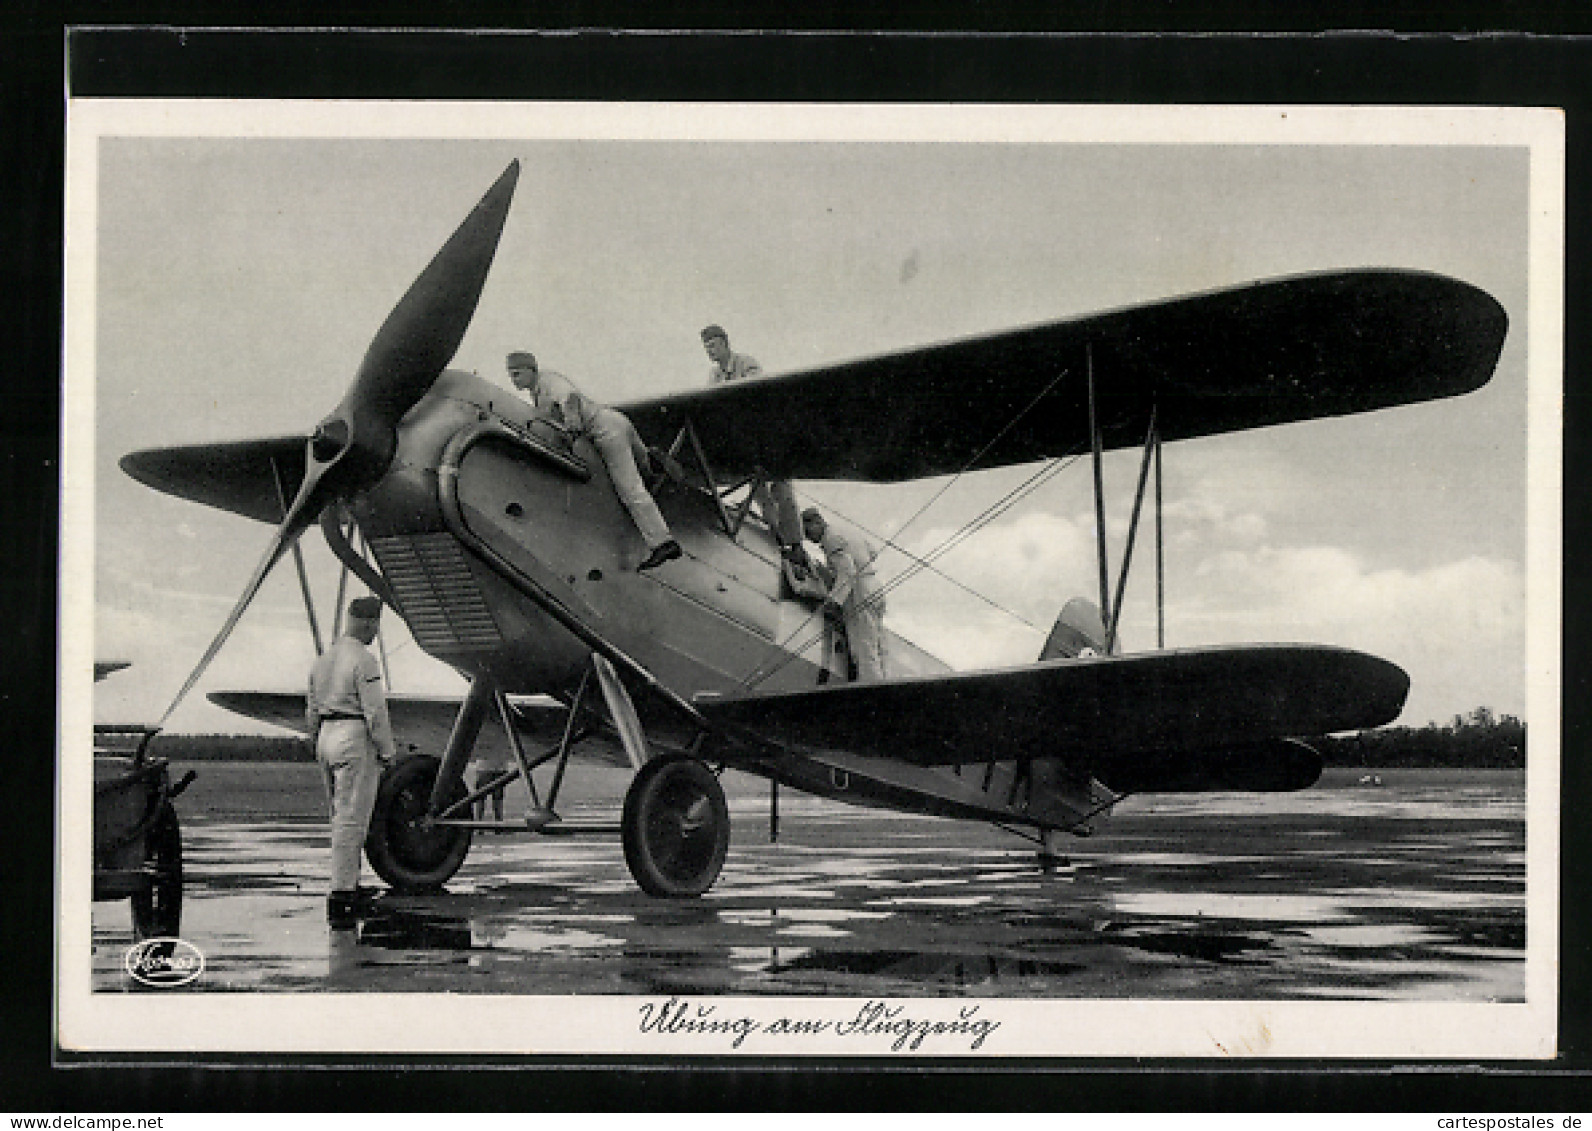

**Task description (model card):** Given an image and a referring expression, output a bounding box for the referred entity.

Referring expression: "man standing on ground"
[306,595,396,928]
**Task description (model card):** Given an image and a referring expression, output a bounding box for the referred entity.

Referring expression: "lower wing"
[695,644,1407,792]
[207,690,634,769]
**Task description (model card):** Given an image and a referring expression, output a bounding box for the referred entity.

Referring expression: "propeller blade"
[342,159,521,432]
[156,162,522,726]
[156,457,333,727]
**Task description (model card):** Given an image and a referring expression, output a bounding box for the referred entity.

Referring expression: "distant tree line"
[144,733,313,762]
[1312,707,1525,769]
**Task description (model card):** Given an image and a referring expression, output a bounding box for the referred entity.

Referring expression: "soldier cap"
[506,350,538,371]
[700,325,728,343]
[347,596,383,622]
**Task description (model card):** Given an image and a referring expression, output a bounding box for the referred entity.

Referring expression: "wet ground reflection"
[91,768,1525,1000]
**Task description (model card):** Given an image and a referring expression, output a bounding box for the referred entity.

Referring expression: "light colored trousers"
[589,408,671,549]
[845,602,887,682]
[317,719,382,893]
[759,479,802,545]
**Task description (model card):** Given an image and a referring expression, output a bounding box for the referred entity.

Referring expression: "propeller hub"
[310,418,350,463]
[309,404,398,491]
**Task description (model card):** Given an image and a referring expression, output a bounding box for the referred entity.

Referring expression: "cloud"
[882,505,1524,725]
[1145,547,1522,723]
[1161,496,1268,547]
[896,510,1098,629]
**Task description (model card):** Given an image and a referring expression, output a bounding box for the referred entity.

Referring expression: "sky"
[72,108,1546,733]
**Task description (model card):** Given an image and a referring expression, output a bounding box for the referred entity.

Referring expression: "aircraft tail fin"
[1039,598,1106,661]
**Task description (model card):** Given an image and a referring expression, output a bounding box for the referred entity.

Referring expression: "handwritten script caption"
[638,997,1000,1052]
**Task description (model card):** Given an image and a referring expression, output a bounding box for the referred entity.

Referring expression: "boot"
[326,890,359,929]
[637,539,682,571]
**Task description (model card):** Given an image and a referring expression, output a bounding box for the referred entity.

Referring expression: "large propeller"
[158,161,521,726]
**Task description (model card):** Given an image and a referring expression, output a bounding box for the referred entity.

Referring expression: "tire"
[365,755,474,892]
[131,804,182,941]
[621,756,730,898]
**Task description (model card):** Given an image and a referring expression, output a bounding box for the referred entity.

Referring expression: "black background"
[9,11,1592,1112]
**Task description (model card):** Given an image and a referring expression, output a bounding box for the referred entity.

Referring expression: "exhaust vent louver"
[368,533,503,651]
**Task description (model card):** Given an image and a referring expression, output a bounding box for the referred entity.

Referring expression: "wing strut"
[271,454,326,656]
[1106,408,1159,654]
[657,417,774,541]
[1087,345,1111,621]
[1084,343,1167,655]
[1155,428,1165,649]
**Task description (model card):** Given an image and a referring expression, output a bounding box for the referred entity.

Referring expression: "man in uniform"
[800,507,888,682]
[507,350,682,571]
[306,595,396,928]
[700,325,802,548]
[702,323,762,386]
[781,547,848,683]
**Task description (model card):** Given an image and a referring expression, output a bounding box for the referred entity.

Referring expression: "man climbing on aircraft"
[780,546,849,683]
[801,506,887,682]
[508,351,682,571]
[306,595,396,928]
[701,324,803,550]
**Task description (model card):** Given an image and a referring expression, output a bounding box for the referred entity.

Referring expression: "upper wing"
[623,269,1506,482]
[694,644,1408,789]
[122,270,1505,517]
[207,690,634,768]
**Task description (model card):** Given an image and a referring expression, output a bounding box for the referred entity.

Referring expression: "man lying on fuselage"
[506,350,682,572]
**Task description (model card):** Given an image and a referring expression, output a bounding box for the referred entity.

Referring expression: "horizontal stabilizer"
[695,644,1407,773]
[623,270,1506,483]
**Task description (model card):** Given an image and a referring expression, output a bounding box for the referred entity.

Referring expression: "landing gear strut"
[621,756,730,897]
[1037,828,1069,871]
[365,755,474,891]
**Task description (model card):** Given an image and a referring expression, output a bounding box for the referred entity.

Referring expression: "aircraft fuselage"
[333,371,1080,830]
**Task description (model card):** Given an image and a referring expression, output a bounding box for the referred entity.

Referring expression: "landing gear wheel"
[365,755,474,892]
[131,804,182,940]
[622,756,730,898]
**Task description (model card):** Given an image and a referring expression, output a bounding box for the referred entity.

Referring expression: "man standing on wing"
[801,506,888,682]
[701,324,803,550]
[508,350,682,571]
[306,595,396,928]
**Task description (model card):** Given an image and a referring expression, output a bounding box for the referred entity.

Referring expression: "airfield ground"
[87,765,1526,1005]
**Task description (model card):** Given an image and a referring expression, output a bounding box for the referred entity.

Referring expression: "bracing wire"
[870,451,1082,609]
[735,460,1071,688]
[738,369,1079,690]
[819,450,1082,624]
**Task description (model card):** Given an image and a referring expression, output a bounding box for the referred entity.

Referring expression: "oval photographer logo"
[124,937,205,988]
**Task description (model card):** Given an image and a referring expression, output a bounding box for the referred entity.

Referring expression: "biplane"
[122,161,1507,897]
